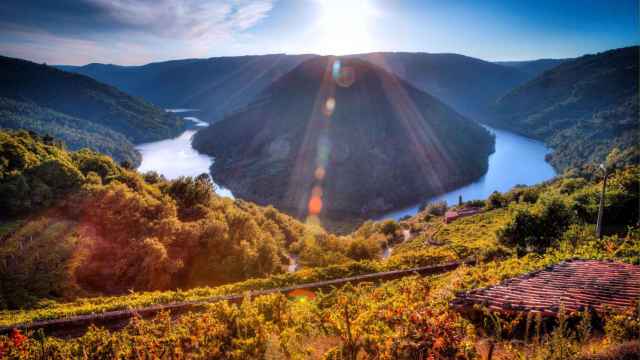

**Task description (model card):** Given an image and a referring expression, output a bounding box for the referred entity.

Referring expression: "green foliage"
[0,131,85,215]
[0,97,142,165]
[604,303,640,343]
[0,130,318,308]
[497,197,573,252]
[379,220,399,236]
[0,218,78,309]
[166,174,215,220]
[3,235,638,359]
[1,130,639,359]
[71,149,120,180]
[486,191,507,209]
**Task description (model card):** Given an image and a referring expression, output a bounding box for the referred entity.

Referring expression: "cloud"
[84,0,273,39]
[0,0,275,64]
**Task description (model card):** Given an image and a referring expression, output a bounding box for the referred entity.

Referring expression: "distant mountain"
[0,55,185,165]
[193,57,495,222]
[59,54,315,122]
[490,46,639,170]
[495,58,568,80]
[353,52,531,120]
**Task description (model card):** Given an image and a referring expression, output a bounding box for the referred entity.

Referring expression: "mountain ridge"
[489,46,639,170]
[0,55,186,164]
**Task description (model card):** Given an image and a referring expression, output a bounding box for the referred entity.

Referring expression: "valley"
[0,23,637,358]
[136,121,556,222]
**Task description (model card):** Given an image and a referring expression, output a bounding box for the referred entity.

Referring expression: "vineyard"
[1,133,639,358]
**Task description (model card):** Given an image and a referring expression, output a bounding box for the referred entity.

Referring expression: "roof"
[452,259,640,317]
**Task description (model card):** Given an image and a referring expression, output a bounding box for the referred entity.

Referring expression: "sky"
[0,0,637,65]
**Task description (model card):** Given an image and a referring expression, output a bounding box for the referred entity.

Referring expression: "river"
[137,113,556,220]
[378,126,557,220]
[136,110,233,197]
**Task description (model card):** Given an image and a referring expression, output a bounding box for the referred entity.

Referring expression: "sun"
[315,0,377,55]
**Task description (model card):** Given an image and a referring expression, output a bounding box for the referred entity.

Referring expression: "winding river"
[136,110,233,198]
[136,112,556,220]
[379,126,557,220]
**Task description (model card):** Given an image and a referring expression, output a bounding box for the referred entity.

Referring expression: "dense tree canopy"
[0,130,313,307]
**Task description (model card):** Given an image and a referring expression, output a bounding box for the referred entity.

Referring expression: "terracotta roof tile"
[452,259,640,316]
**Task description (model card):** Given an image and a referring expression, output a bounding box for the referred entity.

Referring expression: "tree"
[487,191,506,209]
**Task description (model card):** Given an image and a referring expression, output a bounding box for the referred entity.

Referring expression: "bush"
[487,191,506,209]
[423,201,447,216]
[466,199,486,208]
[497,198,572,252]
[347,236,383,261]
[380,220,399,236]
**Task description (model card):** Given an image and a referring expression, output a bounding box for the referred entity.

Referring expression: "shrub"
[486,191,506,209]
[380,220,399,236]
[423,200,448,216]
[497,198,572,252]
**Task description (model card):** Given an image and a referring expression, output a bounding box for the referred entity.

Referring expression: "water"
[379,126,557,220]
[166,108,200,113]
[136,115,233,198]
[137,117,555,219]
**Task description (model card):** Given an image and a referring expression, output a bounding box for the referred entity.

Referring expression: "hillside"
[59,54,315,122]
[0,97,141,165]
[354,52,531,120]
[0,130,321,306]
[193,57,495,224]
[0,55,186,164]
[2,150,638,358]
[489,46,639,170]
[495,58,568,79]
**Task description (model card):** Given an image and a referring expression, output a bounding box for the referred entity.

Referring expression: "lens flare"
[314,167,326,180]
[288,288,316,302]
[323,97,336,117]
[331,59,355,87]
[308,195,323,215]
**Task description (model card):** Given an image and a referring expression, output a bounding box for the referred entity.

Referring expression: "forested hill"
[353,52,531,121]
[59,54,315,122]
[0,129,315,306]
[494,58,568,80]
[193,56,495,223]
[0,55,185,164]
[489,46,639,171]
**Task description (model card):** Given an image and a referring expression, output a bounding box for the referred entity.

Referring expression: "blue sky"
[0,0,637,65]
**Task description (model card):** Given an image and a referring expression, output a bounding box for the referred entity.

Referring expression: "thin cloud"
[0,0,275,64]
